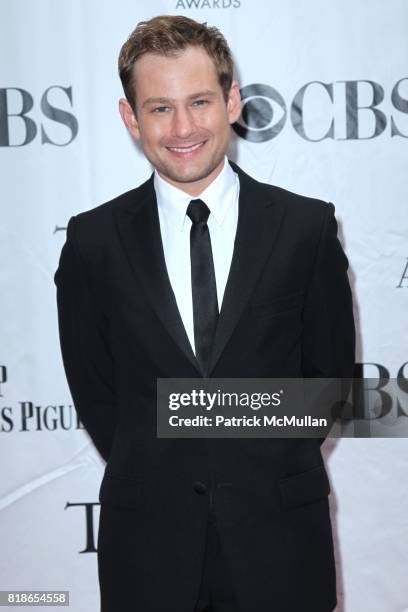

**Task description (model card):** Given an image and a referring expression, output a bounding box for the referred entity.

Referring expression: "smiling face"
[119,45,241,196]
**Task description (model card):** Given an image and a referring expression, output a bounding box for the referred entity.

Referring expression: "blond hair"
[118,15,234,111]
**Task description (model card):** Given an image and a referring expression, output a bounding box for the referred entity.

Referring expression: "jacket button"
[193,481,207,494]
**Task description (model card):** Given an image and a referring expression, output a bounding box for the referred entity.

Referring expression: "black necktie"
[186,199,219,375]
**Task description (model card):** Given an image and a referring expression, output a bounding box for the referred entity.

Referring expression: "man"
[55,15,355,612]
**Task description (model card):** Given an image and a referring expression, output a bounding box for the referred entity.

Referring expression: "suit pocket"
[278,464,330,510]
[251,291,304,318]
[99,473,144,509]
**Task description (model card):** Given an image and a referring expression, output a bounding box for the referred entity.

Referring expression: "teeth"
[168,142,203,153]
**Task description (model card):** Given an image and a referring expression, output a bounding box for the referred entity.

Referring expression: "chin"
[165,164,212,184]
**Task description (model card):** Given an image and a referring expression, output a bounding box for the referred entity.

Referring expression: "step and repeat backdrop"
[1,1,407,610]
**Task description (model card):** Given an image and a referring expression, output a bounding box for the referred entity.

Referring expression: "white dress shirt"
[154,156,239,354]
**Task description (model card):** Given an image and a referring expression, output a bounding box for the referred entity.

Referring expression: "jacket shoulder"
[269,183,334,230]
[268,183,330,211]
[74,175,152,226]
[230,160,332,221]
[251,174,332,217]
[66,175,154,252]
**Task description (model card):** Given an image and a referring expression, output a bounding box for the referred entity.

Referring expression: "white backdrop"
[1,1,407,610]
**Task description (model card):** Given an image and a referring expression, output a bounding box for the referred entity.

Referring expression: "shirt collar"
[154,156,238,231]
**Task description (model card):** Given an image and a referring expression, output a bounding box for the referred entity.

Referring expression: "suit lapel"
[114,176,201,375]
[207,161,286,375]
[114,161,285,378]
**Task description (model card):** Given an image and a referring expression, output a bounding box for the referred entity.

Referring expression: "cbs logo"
[233,79,408,141]
[233,84,286,142]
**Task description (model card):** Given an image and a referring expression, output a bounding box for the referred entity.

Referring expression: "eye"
[192,99,209,107]
[152,106,170,113]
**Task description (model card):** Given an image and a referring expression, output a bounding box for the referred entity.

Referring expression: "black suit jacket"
[55,160,355,612]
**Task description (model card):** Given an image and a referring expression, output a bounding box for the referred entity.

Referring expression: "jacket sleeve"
[302,202,355,379]
[54,215,117,462]
[301,204,355,443]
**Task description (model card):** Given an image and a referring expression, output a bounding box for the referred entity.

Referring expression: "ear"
[118,98,140,140]
[227,80,241,124]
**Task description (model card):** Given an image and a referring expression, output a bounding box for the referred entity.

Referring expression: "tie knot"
[187,199,210,225]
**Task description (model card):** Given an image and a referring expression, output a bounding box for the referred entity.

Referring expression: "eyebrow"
[141,90,217,108]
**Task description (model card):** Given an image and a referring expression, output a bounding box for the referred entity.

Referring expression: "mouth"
[165,141,207,157]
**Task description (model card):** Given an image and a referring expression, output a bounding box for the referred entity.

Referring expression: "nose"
[171,106,195,139]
